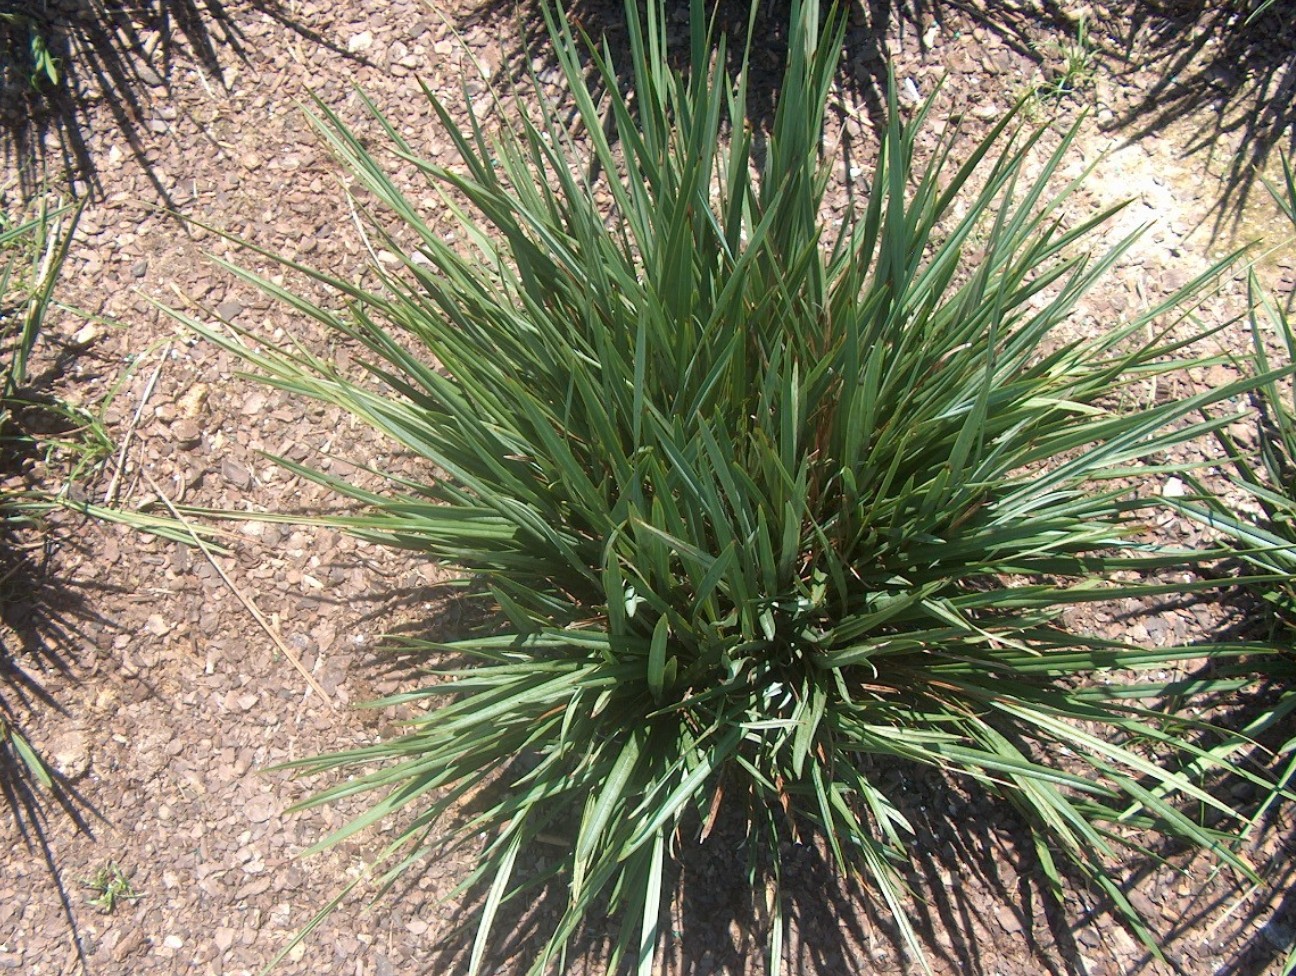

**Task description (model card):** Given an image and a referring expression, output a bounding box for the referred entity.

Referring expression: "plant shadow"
[1106,1,1296,238]
[0,0,363,204]
[399,752,1096,975]
[0,516,113,974]
[0,515,113,827]
[1088,588,1296,976]
[465,0,942,136]
[1168,641,1296,976]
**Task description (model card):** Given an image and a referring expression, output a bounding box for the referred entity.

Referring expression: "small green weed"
[1034,16,1096,102]
[80,863,140,913]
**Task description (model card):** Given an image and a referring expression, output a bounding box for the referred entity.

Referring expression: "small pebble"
[71,323,101,346]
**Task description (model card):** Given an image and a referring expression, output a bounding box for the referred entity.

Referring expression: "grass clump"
[80,861,141,913]
[0,196,207,549]
[1,198,79,416]
[0,198,111,533]
[1173,154,1296,627]
[1164,156,1296,976]
[1034,15,1097,103]
[189,0,1288,971]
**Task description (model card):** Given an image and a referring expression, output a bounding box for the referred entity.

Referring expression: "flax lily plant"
[184,0,1288,971]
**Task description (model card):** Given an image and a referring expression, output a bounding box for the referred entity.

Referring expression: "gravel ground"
[1,1,1294,974]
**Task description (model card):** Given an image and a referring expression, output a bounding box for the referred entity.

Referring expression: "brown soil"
[2,1,1294,975]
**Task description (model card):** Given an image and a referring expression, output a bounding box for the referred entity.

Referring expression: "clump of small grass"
[80,861,140,913]
[187,1,1289,972]
[1033,15,1097,104]
[1,199,105,536]
[0,196,208,546]
[1,198,77,410]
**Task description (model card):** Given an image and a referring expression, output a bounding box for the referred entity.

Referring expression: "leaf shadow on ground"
[1088,587,1296,976]
[1104,1,1296,239]
[462,0,943,135]
[0,515,121,830]
[0,0,366,206]
[0,519,116,974]
[331,593,1107,976]
[399,746,1096,976]
[452,0,1114,208]
[304,583,1296,975]
[1172,604,1296,976]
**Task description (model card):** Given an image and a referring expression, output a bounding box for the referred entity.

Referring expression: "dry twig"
[142,470,338,713]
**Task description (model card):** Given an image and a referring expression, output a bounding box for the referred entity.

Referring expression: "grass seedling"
[1017,17,1097,124]
[80,862,140,913]
[1034,16,1096,103]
